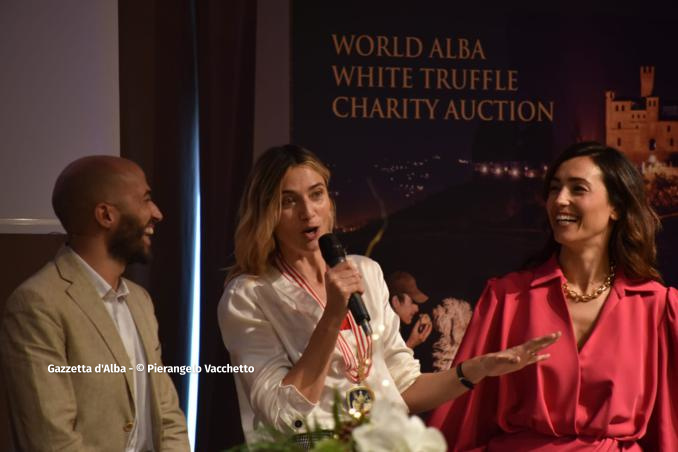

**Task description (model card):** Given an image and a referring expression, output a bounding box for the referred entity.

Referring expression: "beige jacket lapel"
[125,285,155,363]
[125,283,165,448]
[54,247,136,400]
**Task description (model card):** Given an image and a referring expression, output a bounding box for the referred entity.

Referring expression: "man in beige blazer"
[0,156,189,451]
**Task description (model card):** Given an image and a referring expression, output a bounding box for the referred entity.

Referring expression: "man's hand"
[406,314,433,348]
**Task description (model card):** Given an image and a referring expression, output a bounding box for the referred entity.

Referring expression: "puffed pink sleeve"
[428,278,504,451]
[639,286,678,451]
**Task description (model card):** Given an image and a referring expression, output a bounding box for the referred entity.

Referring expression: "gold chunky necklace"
[562,264,615,303]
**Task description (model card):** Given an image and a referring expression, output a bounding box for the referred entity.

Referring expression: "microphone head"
[319,233,346,267]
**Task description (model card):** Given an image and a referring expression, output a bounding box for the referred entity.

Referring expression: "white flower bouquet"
[228,393,446,452]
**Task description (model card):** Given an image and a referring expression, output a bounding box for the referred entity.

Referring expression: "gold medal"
[346,385,375,414]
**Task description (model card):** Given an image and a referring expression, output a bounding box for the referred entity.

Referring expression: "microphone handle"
[348,293,372,336]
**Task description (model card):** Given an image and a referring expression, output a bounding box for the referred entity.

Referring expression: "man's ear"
[390,295,400,308]
[94,202,117,229]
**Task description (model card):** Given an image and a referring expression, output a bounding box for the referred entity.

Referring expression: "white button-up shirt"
[69,248,154,452]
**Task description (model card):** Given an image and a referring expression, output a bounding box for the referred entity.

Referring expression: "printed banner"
[292,4,678,371]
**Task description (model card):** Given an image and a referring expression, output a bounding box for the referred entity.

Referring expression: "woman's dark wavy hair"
[527,141,662,282]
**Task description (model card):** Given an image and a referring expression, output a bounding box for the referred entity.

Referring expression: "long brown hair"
[528,142,662,282]
[226,145,332,283]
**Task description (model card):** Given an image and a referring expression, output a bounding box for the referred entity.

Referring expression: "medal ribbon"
[275,255,373,383]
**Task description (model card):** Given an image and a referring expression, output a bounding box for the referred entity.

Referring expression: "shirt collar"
[613,270,661,296]
[528,253,660,295]
[67,247,130,301]
[529,255,564,288]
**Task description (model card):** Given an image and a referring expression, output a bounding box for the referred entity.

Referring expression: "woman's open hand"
[463,331,562,382]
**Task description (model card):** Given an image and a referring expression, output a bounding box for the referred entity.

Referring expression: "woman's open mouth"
[554,213,579,226]
[302,226,320,240]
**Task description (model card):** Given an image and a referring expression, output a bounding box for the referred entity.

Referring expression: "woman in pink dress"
[429,142,677,451]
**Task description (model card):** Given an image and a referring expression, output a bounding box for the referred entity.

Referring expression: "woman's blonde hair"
[226,145,332,282]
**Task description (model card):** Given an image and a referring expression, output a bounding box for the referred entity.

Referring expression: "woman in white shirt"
[218,144,560,442]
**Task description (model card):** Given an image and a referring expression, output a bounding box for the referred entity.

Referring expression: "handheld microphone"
[319,233,373,336]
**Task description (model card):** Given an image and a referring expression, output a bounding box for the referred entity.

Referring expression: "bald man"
[0,156,189,451]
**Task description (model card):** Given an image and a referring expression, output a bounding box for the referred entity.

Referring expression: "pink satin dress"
[429,257,678,451]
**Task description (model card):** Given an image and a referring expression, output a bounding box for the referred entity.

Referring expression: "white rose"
[352,400,446,452]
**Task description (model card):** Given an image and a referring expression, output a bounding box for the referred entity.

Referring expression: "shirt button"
[123,422,134,432]
[294,419,303,429]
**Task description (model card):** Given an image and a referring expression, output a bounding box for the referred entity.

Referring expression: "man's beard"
[108,213,152,265]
